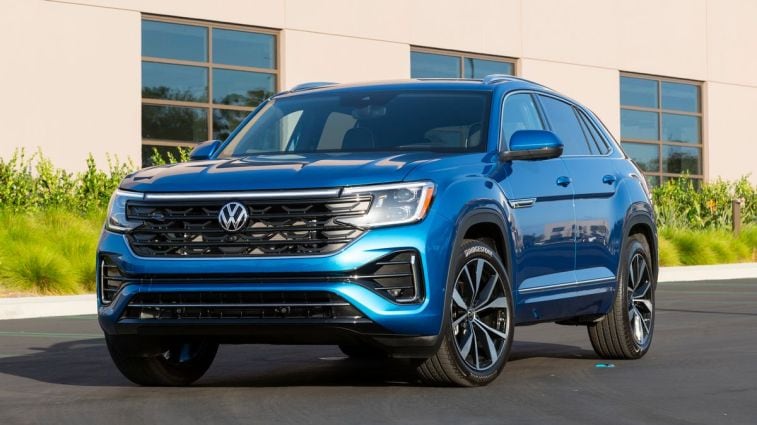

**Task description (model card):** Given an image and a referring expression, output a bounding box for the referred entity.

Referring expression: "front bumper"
[96,209,455,354]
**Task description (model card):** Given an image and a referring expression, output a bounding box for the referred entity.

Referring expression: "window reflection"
[142,105,208,142]
[142,20,207,62]
[621,109,659,140]
[213,69,274,106]
[141,18,278,165]
[142,62,208,102]
[620,74,702,184]
[411,52,460,78]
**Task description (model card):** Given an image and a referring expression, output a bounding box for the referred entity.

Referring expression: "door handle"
[556,176,572,187]
[602,174,617,185]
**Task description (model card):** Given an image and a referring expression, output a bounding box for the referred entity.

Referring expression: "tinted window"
[576,109,610,155]
[464,58,513,78]
[538,96,591,156]
[410,52,460,78]
[218,91,491,157]
[502,93,544,145]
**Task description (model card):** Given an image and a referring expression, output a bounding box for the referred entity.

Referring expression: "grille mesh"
[125,195,370,257]
[121,291,365,321]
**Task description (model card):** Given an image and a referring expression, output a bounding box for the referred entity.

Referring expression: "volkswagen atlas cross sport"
[98,75,658,386]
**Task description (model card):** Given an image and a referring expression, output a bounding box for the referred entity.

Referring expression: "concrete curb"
[0,263,755,320]
[0,294,96,320]
[658,262,757,283]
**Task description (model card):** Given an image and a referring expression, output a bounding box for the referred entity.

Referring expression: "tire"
[417,239,514,386]
[106,335,219,386]
[338,343,385,358]
[588,233,656,359]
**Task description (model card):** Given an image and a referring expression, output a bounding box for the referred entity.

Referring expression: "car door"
[495,92,576,322]
[536,94,617,302]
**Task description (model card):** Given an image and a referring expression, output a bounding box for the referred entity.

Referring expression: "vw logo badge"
[218,201,249,232]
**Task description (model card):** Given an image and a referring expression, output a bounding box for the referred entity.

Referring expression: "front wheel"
[417,240,514,386]
[588,233,656,359]
[106,335,218,386]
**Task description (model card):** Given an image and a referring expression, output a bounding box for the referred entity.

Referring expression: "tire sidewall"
[444,240,514,383]
[619,236,655,355]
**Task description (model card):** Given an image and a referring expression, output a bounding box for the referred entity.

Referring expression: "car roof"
[273,75,555,99]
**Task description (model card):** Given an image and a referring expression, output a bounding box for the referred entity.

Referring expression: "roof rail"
[289,81,339,92]
[482,74,514,84]
[481,74,553,91]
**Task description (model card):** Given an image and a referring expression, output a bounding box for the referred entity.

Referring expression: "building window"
[141,16,278,165]
[620,73,703,186]
[411,48,515,79]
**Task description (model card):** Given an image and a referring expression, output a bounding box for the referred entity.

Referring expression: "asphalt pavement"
[0,279,755,425]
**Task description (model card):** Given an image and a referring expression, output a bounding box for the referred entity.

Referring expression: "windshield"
[216,90,491,158]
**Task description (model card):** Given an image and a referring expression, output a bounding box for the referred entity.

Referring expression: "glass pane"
[538,96,591,155]
[142,20,207,62]
[620,77,658,108]
[212,28,275,68]
[411,52,460,78]
[662,113,700,143]
[662,82,699,112]
[645,175,660,188]
[213,69,275,107]
[142,62,208,102]
[621,109,659,141]
[502,93,544,144]
[142,105,208,142]
[464,58,513,78]
[622,142,659,172]
[142,145,190,167]
[212,109,250,141]
[662,145,701,174]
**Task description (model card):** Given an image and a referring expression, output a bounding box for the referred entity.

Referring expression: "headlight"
[105,189,144,233]
[337,182,435,228]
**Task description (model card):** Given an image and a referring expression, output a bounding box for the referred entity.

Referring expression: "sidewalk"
[1,263,755,320]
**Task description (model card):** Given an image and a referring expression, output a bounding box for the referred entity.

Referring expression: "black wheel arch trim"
[429,207,515,357]
[620,203,659,284]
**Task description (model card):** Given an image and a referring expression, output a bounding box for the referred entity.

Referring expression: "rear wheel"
[106,335,218,386]
[417,240,514,386]
[588,233,655,359]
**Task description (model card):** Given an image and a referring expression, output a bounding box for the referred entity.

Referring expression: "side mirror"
[189,140,222,161]
[499,130,563,161]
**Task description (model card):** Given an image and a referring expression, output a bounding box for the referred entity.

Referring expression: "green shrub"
[652,176,757,230]
[660,226,755,266]
[658,236,681,266]
[149,146,191,166]
[0,148,134,212]
[0,209,102,294]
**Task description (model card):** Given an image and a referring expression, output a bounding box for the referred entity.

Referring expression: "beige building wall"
[0,0,141,171]
[0,0,754,181]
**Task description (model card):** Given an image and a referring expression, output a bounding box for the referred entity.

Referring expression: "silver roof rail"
[289,81,339,92]
[482,74,514,84]
[482,74,554,91]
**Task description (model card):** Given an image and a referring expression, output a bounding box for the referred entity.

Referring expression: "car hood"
[120,152,442,192]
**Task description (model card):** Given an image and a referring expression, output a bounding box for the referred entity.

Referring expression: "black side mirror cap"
[189,140,222,161]
[499,130,564,161]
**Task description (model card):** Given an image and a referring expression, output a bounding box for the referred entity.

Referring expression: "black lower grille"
[121,291,366,321]
[125,195,370,257]
[100,257,123,304]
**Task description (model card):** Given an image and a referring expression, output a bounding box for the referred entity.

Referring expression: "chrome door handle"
[602,174,617,185]
[556,176,572,187]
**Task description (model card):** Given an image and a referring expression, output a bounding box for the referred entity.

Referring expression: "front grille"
[125,194,370,257]
[121,291,366,321]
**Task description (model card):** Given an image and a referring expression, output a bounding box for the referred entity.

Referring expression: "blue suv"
[98,75,657,386]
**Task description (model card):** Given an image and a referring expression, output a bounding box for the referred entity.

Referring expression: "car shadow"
[0,338,598,388]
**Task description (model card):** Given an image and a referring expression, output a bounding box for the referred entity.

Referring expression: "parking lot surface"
[0,279,755,425]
